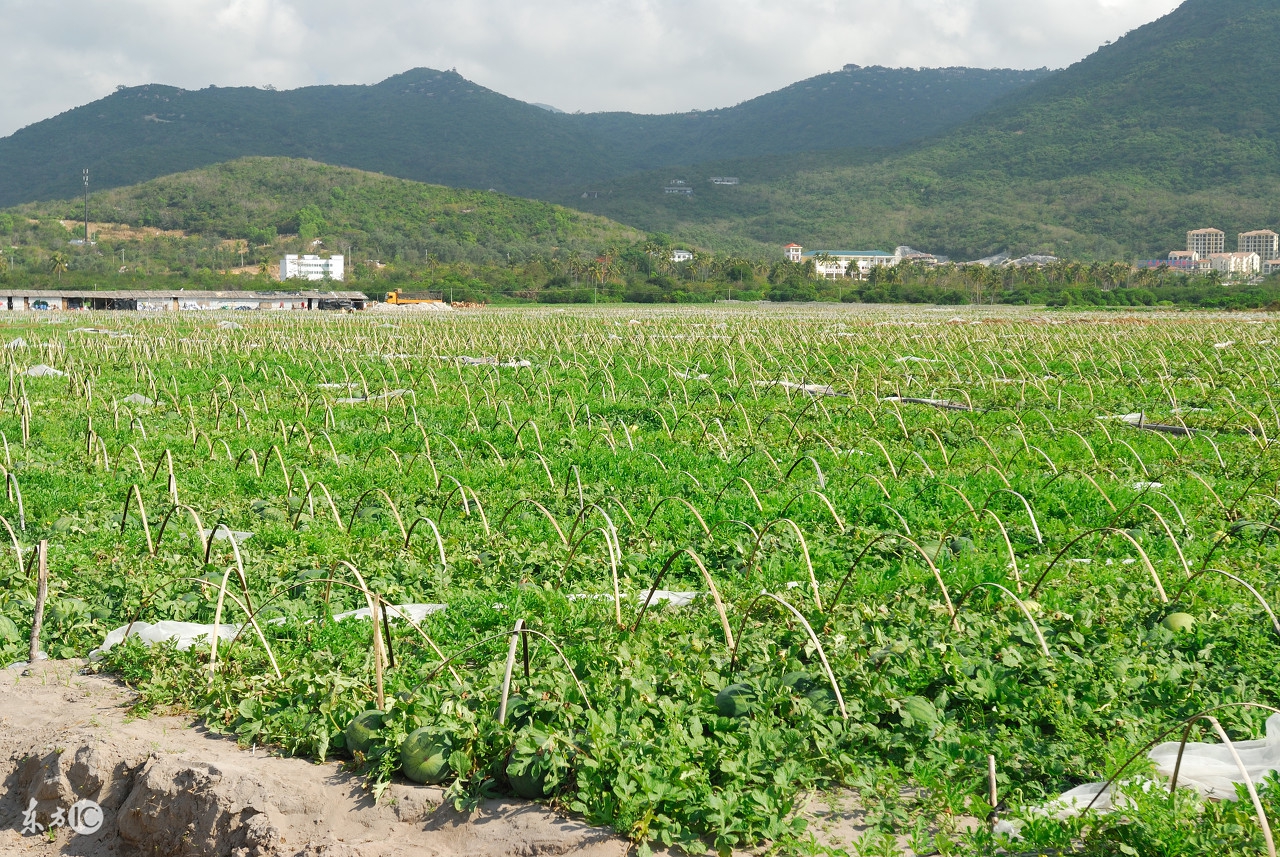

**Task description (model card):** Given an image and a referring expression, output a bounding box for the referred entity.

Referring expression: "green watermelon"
[344,709,385,756]
[715,683,755,718]
[401,729,452,784]
[507,754,551,799]
[1162,612,1196,632]
[917,540,947,562]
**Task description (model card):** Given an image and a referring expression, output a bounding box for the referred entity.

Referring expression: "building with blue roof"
[784,244,938,279]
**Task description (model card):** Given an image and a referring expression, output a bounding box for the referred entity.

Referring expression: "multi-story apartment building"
[1207,252,1260,277]
[1238,230,1280,261]
[280,254,345,282]
[1187,228,1226,258]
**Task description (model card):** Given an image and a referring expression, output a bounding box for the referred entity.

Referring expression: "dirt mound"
[0,662,629,856]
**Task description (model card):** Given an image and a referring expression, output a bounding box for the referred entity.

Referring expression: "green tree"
[50,252,69,281]
[813,252,839,280]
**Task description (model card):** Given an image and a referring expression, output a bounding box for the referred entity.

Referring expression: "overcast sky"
[1,0,1182,138]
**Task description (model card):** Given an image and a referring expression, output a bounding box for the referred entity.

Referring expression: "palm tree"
[642,241,664,277]
[50,252,69,281]
[587,259,605,302]
[567,251,584,283]
[813,252,839,281]
[691,250,717,283]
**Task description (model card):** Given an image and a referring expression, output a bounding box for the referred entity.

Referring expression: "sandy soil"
[0,662,631,857]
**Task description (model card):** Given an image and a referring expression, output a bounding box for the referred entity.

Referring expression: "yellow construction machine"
[385,289,447,306]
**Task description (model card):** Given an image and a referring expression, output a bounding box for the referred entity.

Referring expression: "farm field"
[1,304,1278,856]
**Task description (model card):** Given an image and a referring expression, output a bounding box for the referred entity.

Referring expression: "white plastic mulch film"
[92,604,449,657]
[998,714,1280,835]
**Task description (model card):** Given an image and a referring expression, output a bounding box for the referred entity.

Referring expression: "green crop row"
[0,305,1277,855]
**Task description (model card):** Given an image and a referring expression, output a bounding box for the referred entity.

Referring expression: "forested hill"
[0,66,1048,207]
[562,66,1051,170]
[564,0,1280,261]
[6,158,644,262]
[0,71,614,208]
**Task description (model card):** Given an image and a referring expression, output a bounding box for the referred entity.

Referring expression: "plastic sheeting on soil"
[1149,714,1280,799]
[200,528,256,543]
[882,396,974,412]
[437,356,533,368]
[122,394,156,406]
[92,605,450,658]
[332,603,446,623]
[95,621,240,656]
[335,389,410,404]
[997,714,1280,836]
[754,381,846,397]
[26,364,65,378]
[568,590,701,607]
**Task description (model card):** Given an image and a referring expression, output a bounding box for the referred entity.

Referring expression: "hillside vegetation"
[567,0,1280,260]
[564,66,1050,170]
[0,66,1047,207]
[7,158,642,263]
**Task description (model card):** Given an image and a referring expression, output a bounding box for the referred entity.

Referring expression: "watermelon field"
[1,305,1278,856]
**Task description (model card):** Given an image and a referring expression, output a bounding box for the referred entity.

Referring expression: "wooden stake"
[498,619,524,725]
[28,540,48,664]
[988,754,999,824]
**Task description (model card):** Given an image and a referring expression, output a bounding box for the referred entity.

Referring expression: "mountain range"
[0,64,1045,210]
[563,0,1280,259]
[2,0,1278,261]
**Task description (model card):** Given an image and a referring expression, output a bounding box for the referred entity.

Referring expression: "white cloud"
[0,0,1183,137]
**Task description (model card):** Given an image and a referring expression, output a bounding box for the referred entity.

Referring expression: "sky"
[0,0,1183,138]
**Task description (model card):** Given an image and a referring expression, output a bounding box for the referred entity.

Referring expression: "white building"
[1264,258,1280,277]
[671,250,694,263]
[1207,252,1260,277]
[1187,228,1225,258]
[785,244,912,279]
[1239,230,1280,261]
[280,254,345,282]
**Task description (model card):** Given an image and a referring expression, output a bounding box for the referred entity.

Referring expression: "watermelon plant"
[0,305,1276,855]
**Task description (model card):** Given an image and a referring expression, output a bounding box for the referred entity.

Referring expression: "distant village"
[1139,228,1280,279]
[780,227,1280,283]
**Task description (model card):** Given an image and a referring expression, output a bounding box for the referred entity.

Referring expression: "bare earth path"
[0,662,632,857]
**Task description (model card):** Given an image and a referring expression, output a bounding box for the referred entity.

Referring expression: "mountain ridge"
[563,0,1280,260]
[0,65,1051,207]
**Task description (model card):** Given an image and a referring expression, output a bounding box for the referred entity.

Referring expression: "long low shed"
[0,290,369,312]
